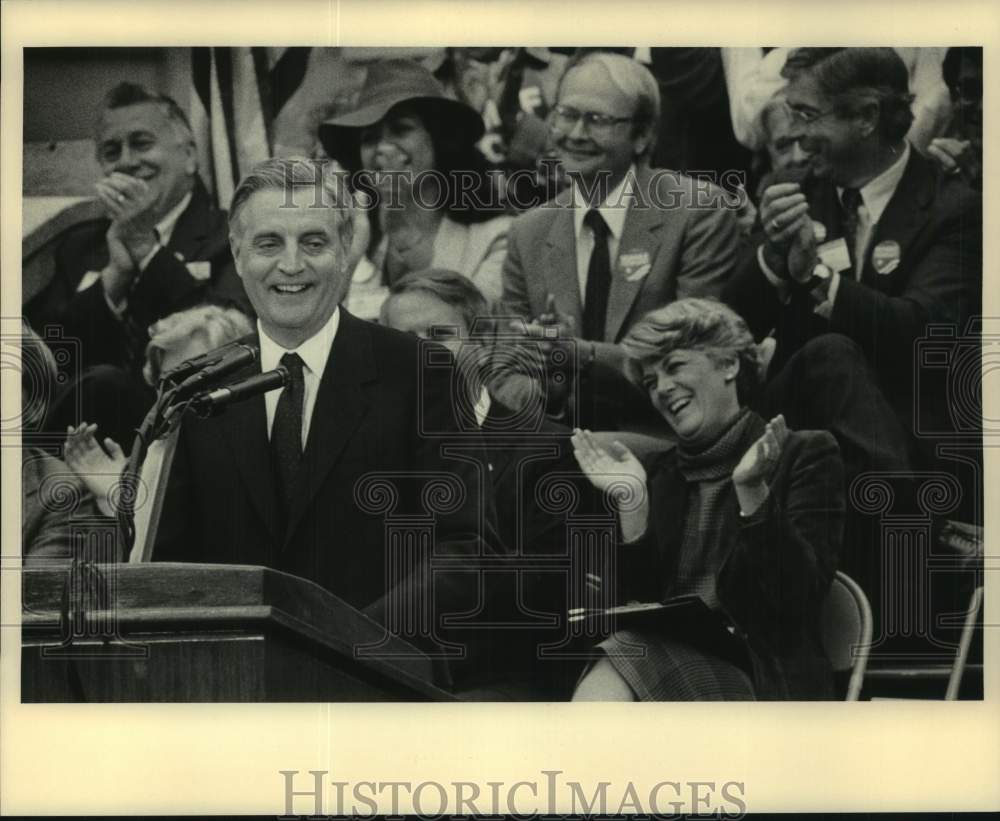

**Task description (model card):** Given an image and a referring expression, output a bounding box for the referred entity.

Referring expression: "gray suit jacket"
[501,165,741,369]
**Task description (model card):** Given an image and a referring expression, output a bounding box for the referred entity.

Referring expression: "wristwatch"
[802,262,834,304]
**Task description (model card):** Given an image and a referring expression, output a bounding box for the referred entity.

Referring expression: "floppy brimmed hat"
[319,58,485,160]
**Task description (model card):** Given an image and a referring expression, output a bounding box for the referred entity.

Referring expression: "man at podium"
[153,157,500,670]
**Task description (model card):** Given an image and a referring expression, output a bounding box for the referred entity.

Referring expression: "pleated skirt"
[596,629,756,701]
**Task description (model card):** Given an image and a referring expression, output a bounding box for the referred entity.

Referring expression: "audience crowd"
[21,46,983,701]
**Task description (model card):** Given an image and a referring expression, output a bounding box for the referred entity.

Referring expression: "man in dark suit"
[499,51,741,425]
[153,159,499,684]
[722,48,983,606]
[381,269,603,697]
[723,48,981,468]
[26,82,249,443]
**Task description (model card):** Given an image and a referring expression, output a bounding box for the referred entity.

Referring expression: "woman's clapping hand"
[732,414,788,515]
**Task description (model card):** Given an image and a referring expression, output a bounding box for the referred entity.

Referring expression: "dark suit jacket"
[723,149,982,430]
[153,310,499,681]
[624,426,844,699]
[460,400,603,697]
[25,177,251,373]
[501,164,742,371]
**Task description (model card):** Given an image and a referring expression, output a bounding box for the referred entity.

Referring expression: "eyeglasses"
[782,100,837,126]
[551,105,633,135]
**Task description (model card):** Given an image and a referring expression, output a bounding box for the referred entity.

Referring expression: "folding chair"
[821,571,873,701]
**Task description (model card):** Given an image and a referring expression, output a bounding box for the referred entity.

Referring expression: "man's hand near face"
[758,181,810,280]
[94,171,162,305]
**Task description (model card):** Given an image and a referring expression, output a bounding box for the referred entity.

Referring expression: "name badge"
[619,250,652,282]
[871,240,901,275]
[186,261,211,281]
[817,238,852,274]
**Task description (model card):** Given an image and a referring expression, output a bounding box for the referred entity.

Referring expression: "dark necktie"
[582,209,612,341]
[271,352,305,517]
[840,187,863,274]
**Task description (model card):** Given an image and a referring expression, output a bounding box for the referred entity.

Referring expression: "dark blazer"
[723,148,982,426]
[153,310,499,676]
[460,400,603,697]
[501,164,742,370]
[25,176,251,372]
[624,426,845,699]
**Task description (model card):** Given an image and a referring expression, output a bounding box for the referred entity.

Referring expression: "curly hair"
[621,298,762,405]
[143,304,254,386]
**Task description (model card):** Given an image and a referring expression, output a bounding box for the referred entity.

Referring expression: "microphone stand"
[114,379,191,563]
[113,357,286,562]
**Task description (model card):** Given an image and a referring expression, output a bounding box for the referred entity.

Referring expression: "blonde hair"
[622,298,762,404]
[143,304,254,386]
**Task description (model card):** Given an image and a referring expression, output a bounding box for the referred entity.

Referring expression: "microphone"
[161,340,246,384]
[190,366,289,415]
[171,343,260,401]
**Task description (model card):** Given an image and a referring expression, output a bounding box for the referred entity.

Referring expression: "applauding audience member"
[571,299,844,701]
[21,323,102,565]
[724,48,981,474]
[500,51,741,421]
[62,304,253,517]
[26,82,250,445]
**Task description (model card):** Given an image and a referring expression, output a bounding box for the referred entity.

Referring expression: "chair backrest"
[821,570,873,701]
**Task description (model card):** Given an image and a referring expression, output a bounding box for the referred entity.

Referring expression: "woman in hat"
[320,59,511,316]
[570,298,845,700]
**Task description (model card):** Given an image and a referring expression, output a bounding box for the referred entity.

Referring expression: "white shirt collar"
[838,141,910,225]
[154,190,193,246]
[571,164,636,242]
[257,306,341,379]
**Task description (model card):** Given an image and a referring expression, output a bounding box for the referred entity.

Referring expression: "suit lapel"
[860,151,934,287]
[606,167,665,342]
[283,311,374,546]
[542,205,584,333]
[166,178,222,261]
[220,336,283,547]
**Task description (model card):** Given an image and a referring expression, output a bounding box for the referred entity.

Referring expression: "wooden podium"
[21,563,456,702]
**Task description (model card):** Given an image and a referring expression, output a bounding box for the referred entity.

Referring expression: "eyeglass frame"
[782,99,838,126]
[550,104,635,135]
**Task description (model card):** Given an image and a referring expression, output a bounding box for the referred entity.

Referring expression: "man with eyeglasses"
[722,47,982,591]
[500,50,741,425]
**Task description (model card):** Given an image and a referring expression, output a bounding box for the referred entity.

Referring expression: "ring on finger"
[769,218,781,231]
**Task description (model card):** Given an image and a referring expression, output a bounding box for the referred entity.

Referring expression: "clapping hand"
[572,429,649,542]
[732,414,788,515]
[63,423,127,516]
[926,137,979,182]
[759,182,811,280]
[572,429,646,494]
[94,172,160,302]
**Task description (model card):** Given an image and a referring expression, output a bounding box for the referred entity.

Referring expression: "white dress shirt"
[570,165,635,305]
[837,141,910,280]
[258,307,341,449]
[758,142,910,314]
